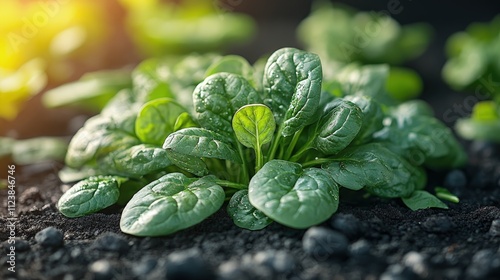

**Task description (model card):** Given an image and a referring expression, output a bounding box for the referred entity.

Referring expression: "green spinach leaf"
[163,128,241,163]
[227,189,273,230]
[312,99,363,155]
[323,143,425,198]
[99,144,171,178]
[58,176,124,218]
[402,190,449,211]
[249,160,339,228]
[232,104,276,170]
[135,98,187,146]
[193,73,261,138]
[120,173,224,236]
[263,48,322,136]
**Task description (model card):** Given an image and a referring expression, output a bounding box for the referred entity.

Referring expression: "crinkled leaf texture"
[249,160,339,229]
[374,113,467,169]
[263,47,322,136]
[165,150,208,177]
[343,95,384,144]
[99,144,171,178]
[227,190,273,230]
[120,173,224,236]
[193,72,261,138]
[313,99,363,155]
[58,176,121,218]
[65,113,139,168]
[323,143,426,198]
[163,128,241,163]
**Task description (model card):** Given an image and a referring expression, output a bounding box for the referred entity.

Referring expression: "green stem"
[267,124,283,161]
[215,179,247,190]
[255,145,263,172]
[236,142,250,184]
[283,128,304,160]
[289,137,315,162]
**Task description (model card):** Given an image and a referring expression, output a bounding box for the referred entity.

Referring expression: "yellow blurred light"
[0,0,108,120]
[0,59,47,120]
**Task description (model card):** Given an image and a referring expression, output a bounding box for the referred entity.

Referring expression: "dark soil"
[1,141,500,280]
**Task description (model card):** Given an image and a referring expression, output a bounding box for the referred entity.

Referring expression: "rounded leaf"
[58,176,121,218]
[263,48,322,136]
[227,190,273,230]
[193,73,261,137]
[313,99,363,155]
[135,98,187,145]
[249,160,339,229]
[120,173,224,236]
[163,128,241,163]
[232,104,276,150]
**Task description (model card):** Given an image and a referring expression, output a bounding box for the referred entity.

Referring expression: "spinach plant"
[58,48,466,236]
[297,3,430,102]
[442,15,500,143]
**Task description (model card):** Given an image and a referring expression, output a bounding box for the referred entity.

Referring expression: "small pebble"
[35,227,64,248]
[239,253,273,278]
[252,250,295,273]
[218,260,249,280]
[466,249,500,279]
[302,227,349,259]
[380,264,418,280]
[132,256,157,277]
[349,239,371,256]
[402,251,429,278]
[166,248,215,280]
[330,213,361,239]
[89,259,113,280]
[93,232,129,254]
[489,219,500,237]
[422,215,454,233]
[11,238,30,252]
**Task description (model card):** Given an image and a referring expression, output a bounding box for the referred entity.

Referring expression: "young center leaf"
[232,104,276,150]
[263,47,322,136]
[163,128,241,163]
[227,189,273,230]
[248,160,339,228]
[120,173,225,236]
[135,98,187,146]
[232,104,276,170]
[58,176,124,218]
[193,73,261,138]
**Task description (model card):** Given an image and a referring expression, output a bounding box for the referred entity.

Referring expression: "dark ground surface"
[2,1,500,279]
[0,141,500,280]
